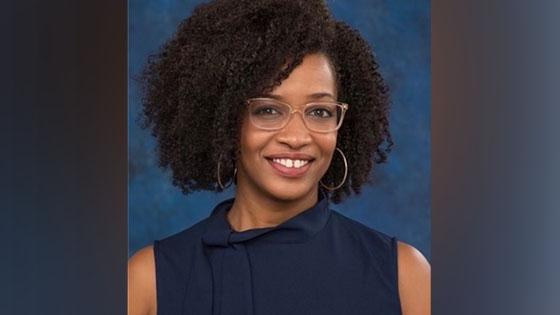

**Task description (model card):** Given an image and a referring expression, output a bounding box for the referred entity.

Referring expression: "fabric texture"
[154,191,402,315]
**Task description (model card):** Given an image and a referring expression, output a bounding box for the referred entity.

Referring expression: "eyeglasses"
[246,98,349,133]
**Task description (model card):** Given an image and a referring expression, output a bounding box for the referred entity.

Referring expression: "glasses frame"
[246,97,349,133]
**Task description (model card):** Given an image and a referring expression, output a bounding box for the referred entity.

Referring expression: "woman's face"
[236,53,338,203]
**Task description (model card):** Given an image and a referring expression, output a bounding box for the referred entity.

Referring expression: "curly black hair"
[140,0,392,204]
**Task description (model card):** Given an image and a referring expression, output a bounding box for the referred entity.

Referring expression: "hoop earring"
[217,153,237,190]
[320,147,348,191]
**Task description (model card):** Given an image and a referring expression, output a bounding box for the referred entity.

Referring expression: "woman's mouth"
[266,157,314,177]
[271,158,310,168]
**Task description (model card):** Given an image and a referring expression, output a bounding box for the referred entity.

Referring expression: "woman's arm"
[128,246,156,315]
[397,241,431,315]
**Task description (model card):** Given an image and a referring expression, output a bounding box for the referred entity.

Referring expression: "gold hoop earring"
[217,153,237,190]
[320,147,348,191]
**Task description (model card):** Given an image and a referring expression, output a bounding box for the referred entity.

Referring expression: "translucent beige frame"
[246,97,349,133]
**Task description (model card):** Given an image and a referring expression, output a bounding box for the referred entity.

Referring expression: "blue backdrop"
[129,0,430,259]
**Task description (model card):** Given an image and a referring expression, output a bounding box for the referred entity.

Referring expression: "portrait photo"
[128,1,430,314]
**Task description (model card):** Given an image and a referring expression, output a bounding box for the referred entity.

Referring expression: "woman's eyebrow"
[308,92,335,100]
[262,92,336,101]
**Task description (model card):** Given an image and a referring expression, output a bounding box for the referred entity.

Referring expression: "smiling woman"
[129,1,429,315]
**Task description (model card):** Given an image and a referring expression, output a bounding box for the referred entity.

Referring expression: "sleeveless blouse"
[154,192,402,315]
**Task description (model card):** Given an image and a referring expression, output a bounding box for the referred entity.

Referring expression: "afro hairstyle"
[140,0,392,203]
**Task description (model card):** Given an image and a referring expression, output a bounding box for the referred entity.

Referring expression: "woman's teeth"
[272,158,309,168]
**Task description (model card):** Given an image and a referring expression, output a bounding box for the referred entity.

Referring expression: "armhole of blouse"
[152,240,160,315]
[392,237,403,315]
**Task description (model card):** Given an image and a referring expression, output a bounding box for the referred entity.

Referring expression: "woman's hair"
[140,0,392,203]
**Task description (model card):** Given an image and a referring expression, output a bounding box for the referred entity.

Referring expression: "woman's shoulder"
[329,209,430,267]
[396,241,431,315]
[128,246,156,315]
[330,210,431,314]
[126,214,216,315]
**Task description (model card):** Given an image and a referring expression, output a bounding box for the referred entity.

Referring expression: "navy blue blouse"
[154,192,402,315]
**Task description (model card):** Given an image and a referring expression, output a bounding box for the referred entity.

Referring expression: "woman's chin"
[261,183,318,204]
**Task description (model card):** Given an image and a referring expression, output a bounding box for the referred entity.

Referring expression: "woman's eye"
[308,107,334,118]
[253,106,281,116]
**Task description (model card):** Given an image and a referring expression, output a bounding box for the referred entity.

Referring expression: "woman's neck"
[227,184,319,232]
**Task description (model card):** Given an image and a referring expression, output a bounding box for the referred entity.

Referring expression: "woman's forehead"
[269,54,337,99]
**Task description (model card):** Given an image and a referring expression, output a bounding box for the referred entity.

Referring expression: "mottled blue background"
[128,0,430,259]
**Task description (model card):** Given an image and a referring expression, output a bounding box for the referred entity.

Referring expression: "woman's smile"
[265,153,315,178]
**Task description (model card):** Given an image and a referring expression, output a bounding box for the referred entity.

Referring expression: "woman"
[129,1,430,314]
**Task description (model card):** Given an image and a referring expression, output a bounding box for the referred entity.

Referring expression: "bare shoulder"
[128,245,156,315]
[397,241,431,315]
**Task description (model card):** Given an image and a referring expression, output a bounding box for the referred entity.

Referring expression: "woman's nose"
[275,112,312,149]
